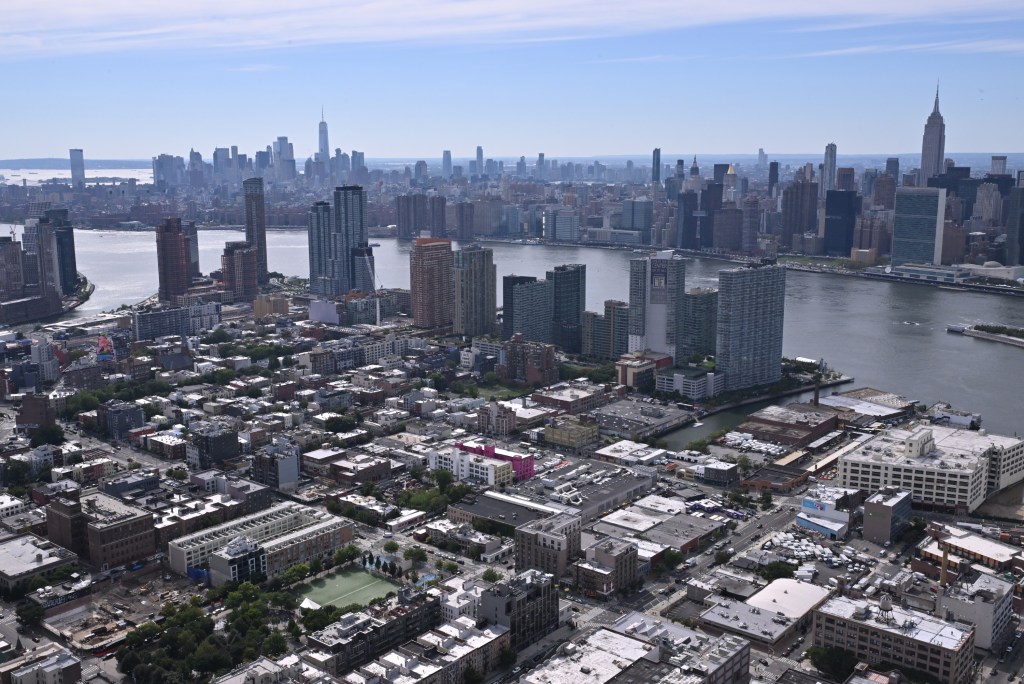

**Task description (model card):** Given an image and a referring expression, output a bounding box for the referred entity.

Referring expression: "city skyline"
[2,2,1023,158]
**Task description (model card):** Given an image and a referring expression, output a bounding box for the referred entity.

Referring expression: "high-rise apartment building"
[873,173,897,210]
[716,265,785,391]
[582,300,629,360]
[476,146,484,177]
[628,250,686,360]
[243,177,268,285]
[823,190,861,257]
[835,167,856,192]
[548,264,586,353]
[69,149,85,190]
[332,185,369,294]
[429,196,447,238]
[676,190,699,249]
[821,143,837,197]
[181,220,200,277]
[442,150,452,178]
[651,148,661,183]
[307,201,333,297]
[891,187,946,266]
[45,209,78,296]
[410,239,454,329]
[155,218,191,303]
[510,280,553,344]
[781,181,819,249]
[453,245,496,337]
[991,155,1008,175]
[920,88,947,184]
[221,241,259,301]
[1006,188,1024,267]
[455,202,475,241]
[768,161,779,196]
[621,199,654,244]
[502,275,536,340]
[678,288,718,361]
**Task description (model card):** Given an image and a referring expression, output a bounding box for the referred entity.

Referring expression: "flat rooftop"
[844,423,1021,470]
[745,578,832,620]
[0,535,75,578]
[817,595,973,651]
[521,629,652,684]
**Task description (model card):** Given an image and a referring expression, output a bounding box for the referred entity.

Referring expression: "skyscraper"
[181,220,200,277]
[318,115,330,162]
[781,181,819,250]
[476,146,484,177]
[678,288,718,361]
[652,148,661,183]
[741,195,760,253]
[502,275,537,340]
[45,209,78,296]
[453,244,497,337]
[920,87,946,184]
[823,190,861,257]
[822,143,838,198]
[991,156,1008,176]
[333,185,369,294]
[1006,188,1024,267]
[886,157,901,185]
[455,202,475,242]
[676,191,699,249]
[510,279,553,344]
[716,265,785,392]
[243,177,268,285]
[890,187,946,266]
[628,250,686,360]
[873,174,897,210]
[768,161,779,196]
[548,264,586,353]
[221,241,259,301]
[69,149,85,190]
[582,300,629,360]
[307,201,334,296]
[621,199,654,245]
[409,239,453,329]
[835,167,856,192]
[442,150,452,178]
[429,196,447,238]
[155,218,191,303]
[699,183,724,248]
[0,236,24,302]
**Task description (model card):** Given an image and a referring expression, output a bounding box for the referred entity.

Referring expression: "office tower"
[351,150,365,171]
[413,160,428,183]
[307,201,333,296]
[453,244,497,337]
[69,149,85,190]
[318,116,330,162]
[1005,188,1024,267]
[455,202,475,241]
[716,265,785,392]
[973,183,1002,225]
[674,159,686,178]
[836,167,856,192]
[741,195,760,253]
[582,300,629,360]
[475,146,484,177]
[510,279,553,344]
[891,187,946,266]
[242,177,268,285]
[333,185,369,294]
[652,148,661,183]
[768,161,779,196]
[502,275,537,339]
[221,241,259,301]
[821,143,838,198]
[676,191,699,249]
[442,150,452,178]
[45,209,78,296]
[699,183,724,248]
[181,221,200,277]
[429,196,447,237]
[712,205,743,251]
[712,164,729,185]
[621,199,654,244]
[0,236,25,301]
[543,207,579,242]
[409,239,454,329]
[273,136,296,181]
[678,288,718,361]
[536,153,545,179]
[723,164,737,191]
[628,250,686,360]
[823,190,861,257]
[920,87,946,184]
[781,181,819,250]
[873,174,897,210]
[861,169,878,200]
[885,157,901,185]
[155,218,191,303]
[758,148,768,168]
[853,212,893,256]
[992,155,1008,176]
[548,264,586,353]
[31,219,61,301]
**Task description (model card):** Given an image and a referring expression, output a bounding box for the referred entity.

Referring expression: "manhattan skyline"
[2,1,1024,158]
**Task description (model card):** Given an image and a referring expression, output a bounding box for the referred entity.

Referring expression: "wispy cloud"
[589,54,683,64]
[226,64,284,72]
[2,0,1022,60]
[795,38,1024,58]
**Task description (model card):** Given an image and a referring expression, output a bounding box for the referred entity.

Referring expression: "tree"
[309,558,323,575]
[481,568,502,583]
[166,467,188,481]
[16,602,44,626]
[29,424,64,447]
[435,469,454,494]
[759,490,774,511]
[264,630,287,657]
[325,497,341,514]
[659,549,685,570]
[713,551,733,566]
[383,540,400,554]
[464,667,484,684]
[807,646,859,681]
[403,547,428,565]
[444,561,458,574]
[757,561,797,581]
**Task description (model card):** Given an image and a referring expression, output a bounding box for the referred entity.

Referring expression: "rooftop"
[817,595,973,651]
[745,578,832,620]
[844,423,1021,470]
[520,629,653,684]
[0,535,76,578]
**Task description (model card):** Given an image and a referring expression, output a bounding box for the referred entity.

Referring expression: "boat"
[946,325,967,334]
[692,422,704,428]
[369,242,381,247]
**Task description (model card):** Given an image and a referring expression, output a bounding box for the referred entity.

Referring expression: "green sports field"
[299,567,400,608]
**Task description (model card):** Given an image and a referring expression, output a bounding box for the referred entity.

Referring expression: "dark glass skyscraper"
[333,185,369,294]
[243,177,268,285]
[652,148,661,183]
[891,188,946,266]
[547,264,586,353]
[155,218,190,303]
[768,161,779,196]
[1007,188,1024,267]
[781,181,819,249]
[45,209,78,296]
[823,190,861,257]
[307,201,333,296]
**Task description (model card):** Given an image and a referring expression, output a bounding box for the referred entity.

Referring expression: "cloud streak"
[796,38,1024,58]
[2,0,1023,59]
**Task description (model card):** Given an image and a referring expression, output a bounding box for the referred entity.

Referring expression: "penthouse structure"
[838,424,1024,513]
[167,502,353,582]
[812,595,975,684]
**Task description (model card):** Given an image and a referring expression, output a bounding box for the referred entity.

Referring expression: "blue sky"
[2,0,1023,160]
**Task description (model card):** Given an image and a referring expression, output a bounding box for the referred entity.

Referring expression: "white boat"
[692,422,704,427]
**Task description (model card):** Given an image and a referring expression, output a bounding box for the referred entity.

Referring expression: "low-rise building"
[863,487,913,545]
[519,629,653,684]
[429,447,514,488]
[0,644,81,684]
[0,534,77,593]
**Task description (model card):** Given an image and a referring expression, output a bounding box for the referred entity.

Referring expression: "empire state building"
[920,87,946,184]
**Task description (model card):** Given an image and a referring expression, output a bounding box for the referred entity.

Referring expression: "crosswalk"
[755,657,802,682]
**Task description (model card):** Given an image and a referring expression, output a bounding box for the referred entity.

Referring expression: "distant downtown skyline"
[2,2,1023,158]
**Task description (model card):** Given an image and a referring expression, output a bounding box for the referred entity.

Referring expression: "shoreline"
[700,375,855,419]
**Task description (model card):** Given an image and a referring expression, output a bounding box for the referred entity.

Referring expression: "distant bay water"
[3,223,1023,436]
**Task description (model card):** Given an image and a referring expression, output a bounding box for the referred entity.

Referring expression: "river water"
[5,225,1023,436]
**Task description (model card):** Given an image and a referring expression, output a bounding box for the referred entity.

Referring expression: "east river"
[5,225,1023,438]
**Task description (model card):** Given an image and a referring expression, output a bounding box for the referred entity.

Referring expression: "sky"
[2,0,1024,161]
